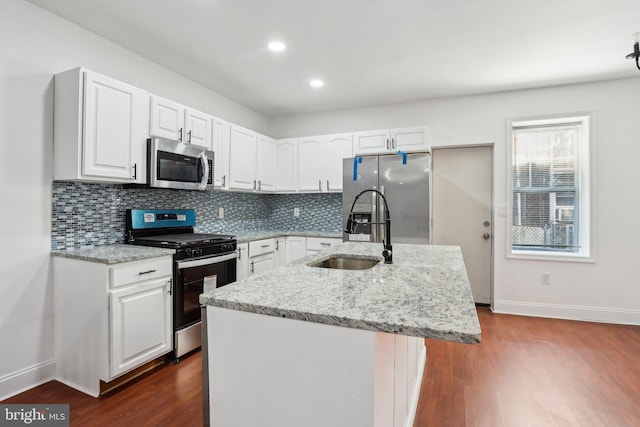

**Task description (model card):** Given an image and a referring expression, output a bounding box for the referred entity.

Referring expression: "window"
[508,114,592,260]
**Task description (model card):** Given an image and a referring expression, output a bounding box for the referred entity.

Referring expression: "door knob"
[482,233,491,240]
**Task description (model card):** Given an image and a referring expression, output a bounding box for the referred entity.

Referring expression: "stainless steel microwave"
[148,137,214,190]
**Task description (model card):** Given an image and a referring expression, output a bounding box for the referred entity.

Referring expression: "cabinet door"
[256,134,276,192]
[273,238,286,267]
[236,243,249,281]
[390,126,430,152]
[298,136,324,192]
[229,124,257,191]
[149,95,185,142]
[109,277,172,378]
[250,253,273,276]
[82,71,143,180]
[275,138,298,192]
[213,117,230,189]
[353,129,390,154]
[185,108,213,149]
[285,236,307,264]
[323,133,353,192]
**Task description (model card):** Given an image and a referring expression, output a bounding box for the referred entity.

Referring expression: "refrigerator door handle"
[371,189,377,242]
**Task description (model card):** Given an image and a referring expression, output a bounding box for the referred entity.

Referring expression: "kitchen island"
[200,242,480,427]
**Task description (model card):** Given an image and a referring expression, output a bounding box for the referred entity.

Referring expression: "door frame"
[431,143,495,308]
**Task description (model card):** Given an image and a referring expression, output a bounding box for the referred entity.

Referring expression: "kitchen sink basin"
[307,255,380,270]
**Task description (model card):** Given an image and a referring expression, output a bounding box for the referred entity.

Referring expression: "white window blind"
[510,115,591,257]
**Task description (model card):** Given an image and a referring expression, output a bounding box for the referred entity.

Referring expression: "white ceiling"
[25,0,640,117]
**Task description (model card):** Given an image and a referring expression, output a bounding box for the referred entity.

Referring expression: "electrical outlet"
[218,207,224,219]
[293,208,300,217]
[541,272,551,285]
[498,205,507,217]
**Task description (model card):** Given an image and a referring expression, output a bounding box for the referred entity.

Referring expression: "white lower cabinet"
[285,236,306,264]
[305,237,343,256]
[248,238,275,276]
[236,243,249,281]
[53,255,173,397]
[109,277,172,377]
[273,237,286,267]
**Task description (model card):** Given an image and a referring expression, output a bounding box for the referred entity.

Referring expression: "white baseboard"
[493,300,640,325]
[0,360,55,401]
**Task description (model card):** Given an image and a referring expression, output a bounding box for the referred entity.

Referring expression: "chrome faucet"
[344,188,393,264]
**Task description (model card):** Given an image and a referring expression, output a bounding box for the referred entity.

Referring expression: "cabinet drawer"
[306,237,342,251]
[109,256,173,289]
[248,238,275,257]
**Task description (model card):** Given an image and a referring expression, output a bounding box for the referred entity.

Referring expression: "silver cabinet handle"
[326,180,330,191]
[391,138,396,149]
[261,244,270,248]
[250,261,254,273]
[253,180,257,190]
[168,278,172,295]
[386,138,390,150]
[178,128,183,142]
[258,180,262,190]
[276,240,279,251]
[138,269,156,275]
[132,163,137,180]
[320,242,331,246]
[318,180,322,191]
[222,175,226,187]
[187,130,192,143]
[237,248,241,260]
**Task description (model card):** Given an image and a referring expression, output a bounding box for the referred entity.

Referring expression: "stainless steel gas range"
[126,209,236,360]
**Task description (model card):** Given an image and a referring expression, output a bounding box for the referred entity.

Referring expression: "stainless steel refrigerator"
[342,153,431,244]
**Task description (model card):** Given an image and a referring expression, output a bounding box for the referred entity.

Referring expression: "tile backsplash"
[52,181,343,250]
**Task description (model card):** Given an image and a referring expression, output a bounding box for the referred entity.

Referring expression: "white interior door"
[432,146,492,304]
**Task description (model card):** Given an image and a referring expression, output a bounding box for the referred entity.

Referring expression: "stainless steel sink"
[307,255,380,270]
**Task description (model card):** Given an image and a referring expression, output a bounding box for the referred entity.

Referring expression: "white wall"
[0,0,268,399]
[271,77,640,324]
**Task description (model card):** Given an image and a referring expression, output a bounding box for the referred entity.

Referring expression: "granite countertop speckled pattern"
[51,244,175,264]
[200,242,481,344]
[232,230,342,243]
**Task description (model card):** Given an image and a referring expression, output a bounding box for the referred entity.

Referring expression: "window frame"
[506,113,595,262]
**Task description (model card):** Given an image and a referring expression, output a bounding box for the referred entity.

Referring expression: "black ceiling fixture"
[626,32,640,70]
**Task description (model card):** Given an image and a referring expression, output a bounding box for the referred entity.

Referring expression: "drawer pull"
[138,269,157,275]
[261,244,270,248]
[320,243,331,246]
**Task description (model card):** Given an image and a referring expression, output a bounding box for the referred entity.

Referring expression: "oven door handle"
[176,252,237,269]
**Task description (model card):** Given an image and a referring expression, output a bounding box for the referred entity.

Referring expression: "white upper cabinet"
[149,95,213,149]
[228,124,258,191]
[323,133,353,192]
[184,108,213,149]
[213,117,230,189]
[275,138,298,192]
[391,126,430,152]
[54,68,146,183]
[299,134,353,192]
[256,134,276,192]
[353,126,429,154]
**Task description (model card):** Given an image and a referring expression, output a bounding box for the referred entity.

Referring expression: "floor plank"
[4,308,640,426]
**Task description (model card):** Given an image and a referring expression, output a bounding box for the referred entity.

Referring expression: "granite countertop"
[200,242,481,344]
[232,230,342,243]
[51,244,175,264]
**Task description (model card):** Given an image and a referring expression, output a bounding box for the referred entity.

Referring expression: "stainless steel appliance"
[342,152,431,244]
[148,137,214,191]
[126,209,236,359]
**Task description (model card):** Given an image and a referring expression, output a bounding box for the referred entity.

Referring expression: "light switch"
[218,207,224,219]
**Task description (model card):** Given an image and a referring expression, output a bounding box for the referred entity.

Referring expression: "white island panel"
[207,306,425,427]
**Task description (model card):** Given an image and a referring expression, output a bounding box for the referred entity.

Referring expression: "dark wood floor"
[4,308,640,426]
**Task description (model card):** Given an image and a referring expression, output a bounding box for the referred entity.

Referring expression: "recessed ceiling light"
[268,41,286,52]
[309,79,324,88]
